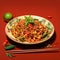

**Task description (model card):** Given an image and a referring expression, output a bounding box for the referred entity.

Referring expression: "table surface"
[0,0,60,60]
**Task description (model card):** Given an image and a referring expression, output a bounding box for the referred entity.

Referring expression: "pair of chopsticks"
[6,48,59,54]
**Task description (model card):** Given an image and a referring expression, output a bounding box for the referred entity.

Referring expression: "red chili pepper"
[47,16,52,19]
[3,42,7,46]
[5,40,8,42]
[3,40,8,46]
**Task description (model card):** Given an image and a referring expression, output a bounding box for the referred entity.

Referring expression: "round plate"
[5,15,54,45]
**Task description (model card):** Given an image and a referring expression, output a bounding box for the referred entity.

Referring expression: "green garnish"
[20,37,25,42]
[46,23,52,30]
[34,19,38,20]
[5,45,15,50]
[42,31,48,38]
[25,16,34,26]
[6,53,13,57]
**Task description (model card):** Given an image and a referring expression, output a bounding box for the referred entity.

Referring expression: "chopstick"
[6,48,59,54]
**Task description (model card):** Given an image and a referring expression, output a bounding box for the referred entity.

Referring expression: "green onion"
[19,37,25,42]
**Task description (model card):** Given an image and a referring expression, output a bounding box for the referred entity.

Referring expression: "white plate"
[5,15,54,44]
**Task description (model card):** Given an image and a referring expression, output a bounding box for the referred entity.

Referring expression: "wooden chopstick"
[6,48,59,54]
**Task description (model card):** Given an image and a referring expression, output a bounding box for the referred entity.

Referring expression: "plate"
[5,15,54,44]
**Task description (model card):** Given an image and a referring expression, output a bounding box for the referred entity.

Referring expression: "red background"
[0,0,60,60]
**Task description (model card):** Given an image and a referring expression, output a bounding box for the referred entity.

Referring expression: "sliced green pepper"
[5,45,15,50]
[19,37,25,42]
[42,31,48,38]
